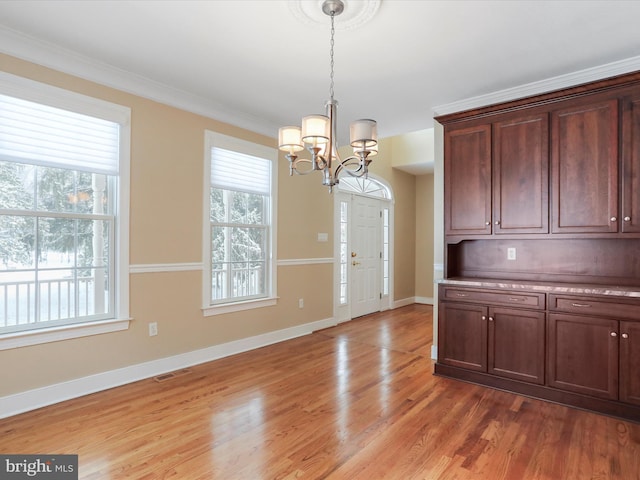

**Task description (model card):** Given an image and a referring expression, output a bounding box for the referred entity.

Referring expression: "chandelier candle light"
[278,0,378,192]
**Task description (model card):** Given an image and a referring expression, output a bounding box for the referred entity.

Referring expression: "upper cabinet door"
[621,96,640,233]
[493,113,549,234]
[551,97,619,233]
[444,124,492,235]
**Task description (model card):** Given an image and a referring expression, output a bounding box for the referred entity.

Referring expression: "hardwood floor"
[1,304,639,479]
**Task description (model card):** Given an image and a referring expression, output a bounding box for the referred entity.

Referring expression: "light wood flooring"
[1,304,639,479]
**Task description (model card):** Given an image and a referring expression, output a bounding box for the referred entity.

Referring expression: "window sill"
[202,297,278,316]
[0,318,132,351]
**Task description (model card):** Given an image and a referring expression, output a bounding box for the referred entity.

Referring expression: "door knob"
[352,261,361,266]
[351,252,357,257]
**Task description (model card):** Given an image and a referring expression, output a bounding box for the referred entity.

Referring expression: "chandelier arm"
[286,154,332,176]
[289,157,317,176]
[316,155,329,170]
[334,154,370,179]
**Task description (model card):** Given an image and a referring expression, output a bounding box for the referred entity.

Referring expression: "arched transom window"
[337,176,391,198]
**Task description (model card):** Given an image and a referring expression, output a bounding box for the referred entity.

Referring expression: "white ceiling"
[1,0,640,152]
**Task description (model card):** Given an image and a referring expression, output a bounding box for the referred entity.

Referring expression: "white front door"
[350,195,381,318]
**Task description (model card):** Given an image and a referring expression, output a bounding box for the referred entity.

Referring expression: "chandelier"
[278,0,378,192]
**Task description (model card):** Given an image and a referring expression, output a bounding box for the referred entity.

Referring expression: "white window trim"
[202,131,278,316]
[0,72,131,349]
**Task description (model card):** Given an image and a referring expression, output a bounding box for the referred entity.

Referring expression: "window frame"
[0,72,131,350]
[202,131,277,316]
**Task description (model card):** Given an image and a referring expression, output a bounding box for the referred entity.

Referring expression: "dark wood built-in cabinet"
[493,113,549,234]
[547,312,619,400]
[551,96,618,233]
[439,287,545,385]
[444,125,491,235]
[548,294,640,406]
[622,95,640,233]
[436,71,640,422]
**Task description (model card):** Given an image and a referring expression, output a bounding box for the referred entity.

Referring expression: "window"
[0,72,130,345]
[382,207,389,296]
[337,176,391,198]
[339,200,348,305]
[203,132,277,314]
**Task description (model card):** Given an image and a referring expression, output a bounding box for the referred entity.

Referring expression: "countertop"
[437,277,640,298]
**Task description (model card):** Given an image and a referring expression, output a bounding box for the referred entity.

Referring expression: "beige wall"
[382,131,434,304]
[415,174,434,301]
[368,137,417,303]
[0,54,427,399]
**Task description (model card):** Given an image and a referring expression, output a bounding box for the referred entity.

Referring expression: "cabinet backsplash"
[447,238,640,286]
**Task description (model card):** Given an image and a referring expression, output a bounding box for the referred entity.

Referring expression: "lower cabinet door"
[620,321,640,406]
[439,302,487,372]
[548,313,618,400]
[488,307,545,384]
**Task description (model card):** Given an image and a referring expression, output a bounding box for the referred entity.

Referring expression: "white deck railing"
[1,276,96,328]
[212,264,264,301]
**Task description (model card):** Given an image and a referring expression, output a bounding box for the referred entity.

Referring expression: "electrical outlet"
[507,247,516,261]
[298,298,304,309]
[149,322,158,336]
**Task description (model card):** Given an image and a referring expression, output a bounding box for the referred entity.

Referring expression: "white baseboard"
[393,296,434,308]
[415,296,434,305]
[393,297,415,309]
[0,316,337,419]
[431,345,438,360]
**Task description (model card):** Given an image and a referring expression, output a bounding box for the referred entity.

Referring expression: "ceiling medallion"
[288,0,381,31]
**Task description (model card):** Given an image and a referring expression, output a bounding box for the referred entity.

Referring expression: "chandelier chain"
[277,0,377,192]
[329,11,335,101]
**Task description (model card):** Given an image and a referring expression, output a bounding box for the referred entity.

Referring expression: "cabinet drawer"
[442,287,545,309]
[549,294,640,320]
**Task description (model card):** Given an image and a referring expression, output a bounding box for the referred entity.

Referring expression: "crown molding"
[433,55,640,118]
[0,26,278,139]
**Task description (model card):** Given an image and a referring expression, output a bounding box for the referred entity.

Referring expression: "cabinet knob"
[624,216,631,222]
[485,221,490,226]
[488,316,494,322]
[494,220,500,225]
[622,333,629,339]
[610,216,617,222]
[481,315,486,321]
[610,332,618,337]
